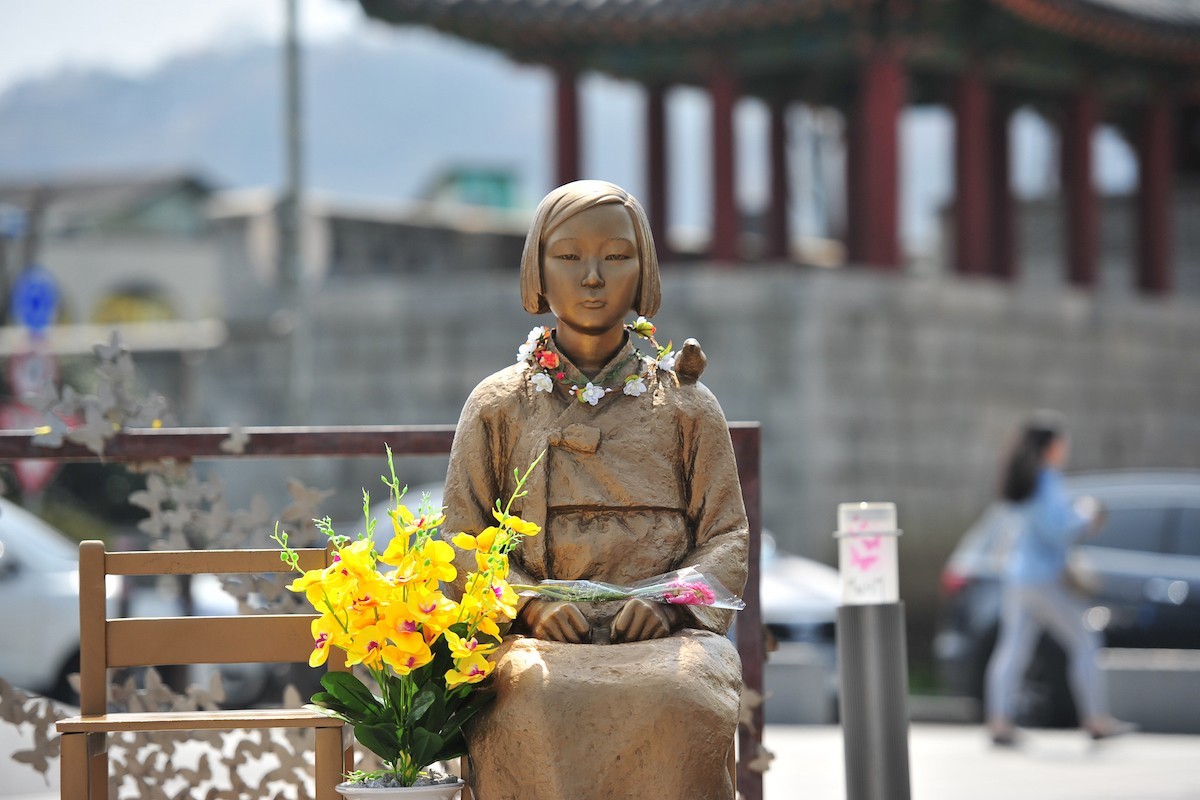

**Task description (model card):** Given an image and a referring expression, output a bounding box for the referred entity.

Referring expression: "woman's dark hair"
[1000,411,1066,502]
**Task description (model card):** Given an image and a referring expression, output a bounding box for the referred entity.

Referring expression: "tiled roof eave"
[990,0,1200,66]
[360,0,848,51]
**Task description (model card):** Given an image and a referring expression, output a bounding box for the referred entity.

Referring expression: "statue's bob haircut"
[520,180,661,317]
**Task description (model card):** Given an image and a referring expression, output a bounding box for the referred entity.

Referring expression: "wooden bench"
[56,542,354,800]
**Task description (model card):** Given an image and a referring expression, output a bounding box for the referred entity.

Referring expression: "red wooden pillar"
[954,70,992,276]
[1061,87,1099,288]
[848,49,905,269]
[765,95,790,261]
[989,98,1018,280]
[555,65,581,186]
[1136,91,1174,295]
[710,63,740,264]
[646,84,670,256]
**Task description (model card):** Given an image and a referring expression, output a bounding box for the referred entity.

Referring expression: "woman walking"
[984,411,1134,745]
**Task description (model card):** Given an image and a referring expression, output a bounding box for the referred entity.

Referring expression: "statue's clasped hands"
[611,597,681,643]
[520,598,681,644]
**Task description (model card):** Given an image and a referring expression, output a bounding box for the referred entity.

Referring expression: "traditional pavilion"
[359,0,1200,295]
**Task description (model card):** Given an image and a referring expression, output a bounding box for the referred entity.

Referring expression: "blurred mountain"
[0,31,556,206]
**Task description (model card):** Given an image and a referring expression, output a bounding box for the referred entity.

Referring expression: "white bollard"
[835,502,912,800]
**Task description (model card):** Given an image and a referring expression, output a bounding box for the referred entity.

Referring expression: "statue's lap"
[465,630,742,800]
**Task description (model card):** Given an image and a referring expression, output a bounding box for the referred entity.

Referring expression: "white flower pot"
[336,779,464,799]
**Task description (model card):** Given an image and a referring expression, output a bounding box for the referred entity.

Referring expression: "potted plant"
[273,448,541,797]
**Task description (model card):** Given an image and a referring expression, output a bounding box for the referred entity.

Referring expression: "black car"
[934,471,1200,726]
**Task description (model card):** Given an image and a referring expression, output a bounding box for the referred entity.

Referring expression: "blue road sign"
[10,265,59,333]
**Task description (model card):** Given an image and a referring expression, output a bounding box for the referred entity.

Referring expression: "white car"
[759,532,842,724]
[0,497,121,701]
[0,497,269,706]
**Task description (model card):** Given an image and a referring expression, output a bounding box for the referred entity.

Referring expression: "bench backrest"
[77,540,346,716]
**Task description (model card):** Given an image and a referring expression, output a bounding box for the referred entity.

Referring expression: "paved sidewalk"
[765,724,1200,800]
[4,721,1199,798]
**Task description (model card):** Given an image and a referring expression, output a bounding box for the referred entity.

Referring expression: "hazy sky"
[0,0,361,92]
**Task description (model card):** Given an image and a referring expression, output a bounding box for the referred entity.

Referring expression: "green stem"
[502,450,544,519]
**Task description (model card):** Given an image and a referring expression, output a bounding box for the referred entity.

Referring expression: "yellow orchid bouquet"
[272,448,542,788]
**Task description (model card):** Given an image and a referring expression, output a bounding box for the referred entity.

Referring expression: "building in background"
[362,0,1200,297]
[0,172,219,324]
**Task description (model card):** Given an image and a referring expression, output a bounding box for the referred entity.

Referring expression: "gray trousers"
[985,580,1107,723]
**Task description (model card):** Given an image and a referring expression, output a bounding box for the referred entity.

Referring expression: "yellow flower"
[308,615,343,668]
[483,579,520,620]
[405,586,459,640]
[378,533,411,568]
[346,570,395,615]
[383,550,421,585]
[452,525,501,553]
[444,629,497,660]
[457,592,502,639]
[378,503,444,566]
[346,624,432,675]
[475,616,501,639]
[289,538,384,613]
[335,538,378,577]
[390,503,415,529]
[390,503,446,538]
[379,605,422,637]
[344,623,394,669]
[474,551,509,579]
[492,510,540,537]
[287,567,333,606]
[445,653,493,688]
[385,630,434,675]
[414,539,457,584]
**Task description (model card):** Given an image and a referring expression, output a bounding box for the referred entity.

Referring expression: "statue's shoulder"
[663,377,724,417]
[463,363,529,415]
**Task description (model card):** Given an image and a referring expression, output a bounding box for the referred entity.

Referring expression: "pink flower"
[663,580,717,606]
[536,350,560,369]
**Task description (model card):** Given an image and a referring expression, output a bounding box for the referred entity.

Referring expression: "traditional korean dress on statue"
[442,332,749,800]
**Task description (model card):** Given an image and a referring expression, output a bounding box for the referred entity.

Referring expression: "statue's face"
[541,203,640,337]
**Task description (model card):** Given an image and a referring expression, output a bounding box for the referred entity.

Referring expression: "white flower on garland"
[632,316,656,336]
[531,372,554,394]
[623,375,648,397]
[517,326,549,362]
[658,351,677,374]
[577,382,608,406]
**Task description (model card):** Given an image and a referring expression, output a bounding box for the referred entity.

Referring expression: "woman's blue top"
[1005,468,1089,585]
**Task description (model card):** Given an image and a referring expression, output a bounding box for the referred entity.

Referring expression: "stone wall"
[195,265,1200,660]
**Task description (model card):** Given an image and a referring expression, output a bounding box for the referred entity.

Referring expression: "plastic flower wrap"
[272,448,543,788]
[512,566,746,610]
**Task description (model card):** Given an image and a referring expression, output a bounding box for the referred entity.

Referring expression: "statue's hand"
[520,600,591,643]
[610,597,680,643]
[675,338,706,385]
